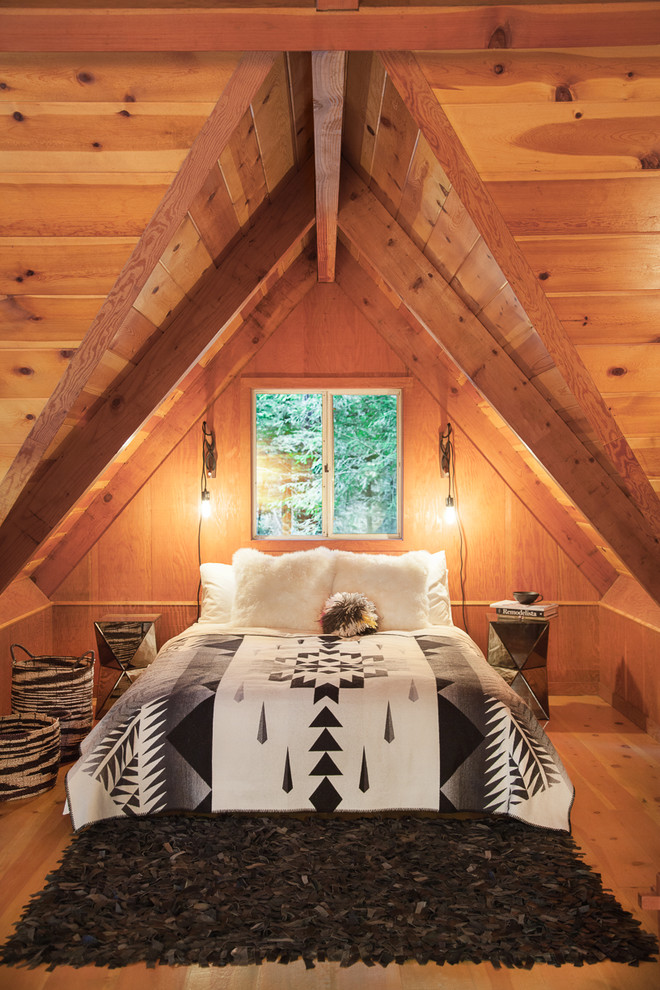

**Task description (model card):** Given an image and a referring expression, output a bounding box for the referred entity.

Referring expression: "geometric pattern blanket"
[66,626,574,832]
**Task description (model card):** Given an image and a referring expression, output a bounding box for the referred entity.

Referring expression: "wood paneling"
[517,234,660,292]
[488,174,660,236]
[417,47,660,104]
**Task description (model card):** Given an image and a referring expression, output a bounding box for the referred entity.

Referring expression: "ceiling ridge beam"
[337,162,660,603]
[2,5,658,52]
[312,50,346,282]
[334,241,618,595]
[380,49,660,541]
[0,50,277,526]
[33,249,320,598]
[0,162,316,596]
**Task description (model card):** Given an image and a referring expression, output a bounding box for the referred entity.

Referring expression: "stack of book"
[489,599,558,618]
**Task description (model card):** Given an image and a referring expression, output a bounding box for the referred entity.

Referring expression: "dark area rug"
[1,815,657,970]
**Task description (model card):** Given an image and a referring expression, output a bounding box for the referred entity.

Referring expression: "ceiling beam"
[335,242,618,596]
[2,4,658,52]
[380,49,660,541]
[312,51,346,282]
[33,249,319,598]
[0,50,277,527]
[337,163,660,603]
[0,163,316,596]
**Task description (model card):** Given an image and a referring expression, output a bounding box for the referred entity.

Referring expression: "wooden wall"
[33,282,600,709]
[599,577,660,742]
[0,579,53,714]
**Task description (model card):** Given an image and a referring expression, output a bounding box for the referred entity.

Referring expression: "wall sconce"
[200,420,216,520]
[439,423,456,525]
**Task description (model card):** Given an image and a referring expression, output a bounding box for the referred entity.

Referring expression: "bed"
[66,548,574,832]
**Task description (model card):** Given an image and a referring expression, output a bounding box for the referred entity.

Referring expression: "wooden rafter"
[312,51,346,282]
[33,250,319,598]
[0,163,316,596]
[337,163,660,603]
[335,241,618,595]
[380,49,660,541]
[2,4,658,53]
[0,50,277,526]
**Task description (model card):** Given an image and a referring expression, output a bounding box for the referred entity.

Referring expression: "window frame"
[251,386,402,541]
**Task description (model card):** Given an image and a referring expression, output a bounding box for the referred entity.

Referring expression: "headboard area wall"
[46,283,601,700]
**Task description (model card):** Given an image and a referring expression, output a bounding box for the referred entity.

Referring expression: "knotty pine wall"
[36,283,601,708]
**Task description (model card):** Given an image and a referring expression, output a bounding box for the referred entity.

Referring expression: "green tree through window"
[254,390,400,538]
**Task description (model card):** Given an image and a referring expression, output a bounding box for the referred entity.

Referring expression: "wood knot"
[110,396,123,410]
[411,276,424,291]
[380,115,392,129]
[118,109,131,117]
[555,85,573,102]
[0,82,9,90]
[608,366,627,377]
[16,366,34,376]
[538,271,550,281]
[12,111,24,122]
[103,493,113,503]
[488,25,511,49]
[60,349,75,359]
[77,71,95,85]
[124,94,136,103]
[640,151,660,169]
[493,64,505,75]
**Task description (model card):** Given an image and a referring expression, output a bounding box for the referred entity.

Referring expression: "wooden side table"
[487,617,550,722]
[94,614,160,717]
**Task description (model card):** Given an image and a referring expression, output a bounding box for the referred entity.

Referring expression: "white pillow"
[199,562,235,623]
[231,547,335,630]
[331,550,430,631]
[425,550,453,625]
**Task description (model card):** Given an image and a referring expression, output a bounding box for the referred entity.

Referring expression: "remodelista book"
[490,600,558,617]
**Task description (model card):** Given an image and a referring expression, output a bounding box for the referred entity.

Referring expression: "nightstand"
[94,613,160,717]
[487,617,550,722]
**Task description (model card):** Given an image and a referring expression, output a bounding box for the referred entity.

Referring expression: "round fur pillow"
[320,592,379,637]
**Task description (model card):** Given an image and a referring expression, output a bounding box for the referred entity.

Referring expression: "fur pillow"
[231,547,335,630]
[331,550,430,631]
[321,592,379,637]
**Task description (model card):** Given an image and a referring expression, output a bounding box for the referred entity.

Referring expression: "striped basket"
[11,645,94,763]
[0,714,61,801]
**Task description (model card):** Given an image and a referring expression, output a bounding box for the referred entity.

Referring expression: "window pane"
[255,392,323,536]
[332,393,398,535]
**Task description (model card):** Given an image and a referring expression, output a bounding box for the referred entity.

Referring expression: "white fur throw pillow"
[199,562,235,623]
[331,550,430,631]
[231,547,335,630]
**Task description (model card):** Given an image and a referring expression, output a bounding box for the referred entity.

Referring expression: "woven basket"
[0,714,61,801]
[11,645,94,763]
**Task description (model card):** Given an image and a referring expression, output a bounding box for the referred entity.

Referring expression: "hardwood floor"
[1,696,658,989]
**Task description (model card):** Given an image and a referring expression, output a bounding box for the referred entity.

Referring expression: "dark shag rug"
[1,815,657,971]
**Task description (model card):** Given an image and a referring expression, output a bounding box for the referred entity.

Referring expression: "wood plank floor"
[1,696,658,989]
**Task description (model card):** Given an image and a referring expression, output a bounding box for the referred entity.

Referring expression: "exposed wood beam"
[0,51,277,526]
[337,163,660,603]
[2,4,658,53]
[381,50,660,541]
[312,51,346,282]
[33,250,319,598]
[335,242,618,596]
[0,163,316,596]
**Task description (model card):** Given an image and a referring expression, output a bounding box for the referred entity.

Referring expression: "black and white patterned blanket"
[66,627,574,831]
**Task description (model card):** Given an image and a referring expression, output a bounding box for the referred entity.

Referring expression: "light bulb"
[200,490,211,518]
[444,495,456,525]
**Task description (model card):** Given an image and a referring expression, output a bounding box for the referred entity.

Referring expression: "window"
[253,389,401,539]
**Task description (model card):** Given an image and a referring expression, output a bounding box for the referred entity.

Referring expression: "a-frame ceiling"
[1,2,659,604]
